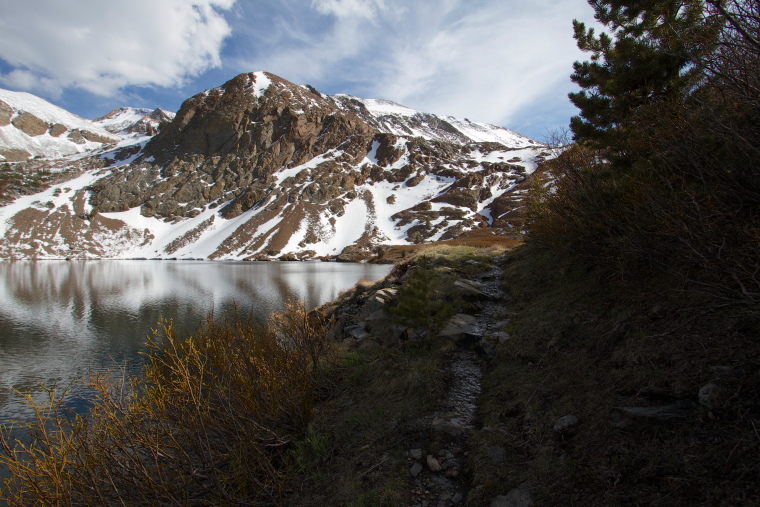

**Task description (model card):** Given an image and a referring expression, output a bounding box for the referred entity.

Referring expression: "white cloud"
[0,0,236,97]
[373,1,590,126]
[0,0,598,138]
[235,0,597,133]
[311,0,387,19]
[1,70,62,98]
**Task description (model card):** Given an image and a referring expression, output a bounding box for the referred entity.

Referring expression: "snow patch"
[275,149,343,184]
[249,72,272,99]
[0,88,111,133]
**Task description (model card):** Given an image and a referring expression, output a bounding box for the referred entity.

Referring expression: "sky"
[0,0,599,142]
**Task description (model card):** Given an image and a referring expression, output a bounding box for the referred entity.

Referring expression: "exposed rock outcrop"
[0,100,12,126]
[12,112,48,137]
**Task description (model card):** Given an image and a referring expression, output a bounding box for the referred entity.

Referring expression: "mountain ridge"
[0,71,547,260]
[94,107,176,136]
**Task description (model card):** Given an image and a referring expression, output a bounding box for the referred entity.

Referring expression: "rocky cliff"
[0,72,547,260]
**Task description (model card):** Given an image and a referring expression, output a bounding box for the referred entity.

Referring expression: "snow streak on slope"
[0,124,101,161]
[0,169,108,237]
[0,135,540,260]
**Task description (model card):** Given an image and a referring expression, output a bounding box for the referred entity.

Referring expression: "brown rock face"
[81,130,116,144]
[146,72,373,168]
[12,112,48,137]
[0,148,32,162]
[374,133,403,166]
[0,100,12,126]
[93,72,376,220]
[49,123,68,137]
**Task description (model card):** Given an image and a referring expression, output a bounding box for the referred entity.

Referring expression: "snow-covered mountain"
[0,72,548,260]
[0,89,119,162]
[331,94,537,148]
[94,107,175,136]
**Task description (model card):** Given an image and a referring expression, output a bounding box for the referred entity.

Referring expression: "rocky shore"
[292,242,759,506]
[292,246,517,506]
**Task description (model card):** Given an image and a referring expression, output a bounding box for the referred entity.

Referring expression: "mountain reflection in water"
[0,260,391,423]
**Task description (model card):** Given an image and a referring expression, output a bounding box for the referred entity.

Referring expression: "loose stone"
[426,455,442,472]
[698,383,724,410]
[553,415,579,434]
[486,445,505,464]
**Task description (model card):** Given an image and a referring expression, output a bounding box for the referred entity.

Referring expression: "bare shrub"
[0,302,329,505]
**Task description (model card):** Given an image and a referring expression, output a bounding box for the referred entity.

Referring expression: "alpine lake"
[0,260,392,426]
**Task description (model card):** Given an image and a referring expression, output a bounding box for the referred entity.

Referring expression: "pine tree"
[569,0,720,151]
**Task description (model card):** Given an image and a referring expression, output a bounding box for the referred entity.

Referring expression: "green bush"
[388,256,455,336]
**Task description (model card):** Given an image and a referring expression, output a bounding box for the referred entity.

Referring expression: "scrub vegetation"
[1,302,330,505]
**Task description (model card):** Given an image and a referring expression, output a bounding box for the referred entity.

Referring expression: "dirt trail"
[407,258,508,506]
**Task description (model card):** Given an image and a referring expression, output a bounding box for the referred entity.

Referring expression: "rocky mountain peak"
[0,71,548,261]
[145,72,373,166]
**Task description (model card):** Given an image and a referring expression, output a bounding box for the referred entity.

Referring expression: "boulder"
[0,100,12,126]
[364,287,398,313]
[490,483,533,507]
[453,279,491,299]
[12,112,48,136]
[346,324,369,340]
[432,417,465,437]
[698,383,724,410]
[553,415,579,434]
[426,455,442,472]
[493,332,511,343]
[439,314,479,342]
[486,445,505,464]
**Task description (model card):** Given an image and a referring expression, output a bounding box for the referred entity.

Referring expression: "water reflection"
[0,260,391,423]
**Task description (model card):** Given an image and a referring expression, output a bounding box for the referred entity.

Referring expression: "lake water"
[0,260,392,425]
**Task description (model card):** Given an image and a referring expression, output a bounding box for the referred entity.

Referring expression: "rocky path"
[406,258,509,506]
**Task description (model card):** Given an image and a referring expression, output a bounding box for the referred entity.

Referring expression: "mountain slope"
[0,89,119,162]
[94,107,175,136]
[0,72,547,260]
